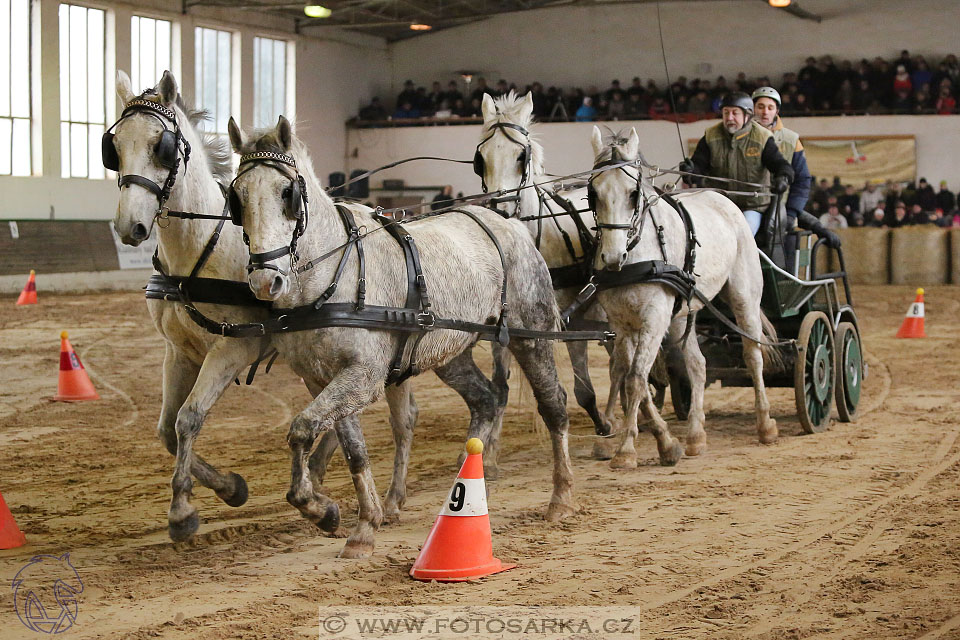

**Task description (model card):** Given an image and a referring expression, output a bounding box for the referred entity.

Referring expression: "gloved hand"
[811,221,842,248]
[772,173,791,194]
[678,158,696,175]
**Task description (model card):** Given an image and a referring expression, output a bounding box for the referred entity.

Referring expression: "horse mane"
[173,95,234,185]
[485,91,544,175]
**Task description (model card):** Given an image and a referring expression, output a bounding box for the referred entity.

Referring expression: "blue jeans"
[743,209,763,236]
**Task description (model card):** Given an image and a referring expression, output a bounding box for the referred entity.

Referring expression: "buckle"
[275,315,289,330]
[416,311,435,330]
[576,281,597,303]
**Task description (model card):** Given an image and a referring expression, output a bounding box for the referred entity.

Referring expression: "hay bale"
[834,228,889,284]
[951,228,960,284]
[890,227,949,285]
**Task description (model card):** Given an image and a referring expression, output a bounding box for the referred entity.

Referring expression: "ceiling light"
[409,23,432,31]
[304,4,332,18]
[768,0,791,6]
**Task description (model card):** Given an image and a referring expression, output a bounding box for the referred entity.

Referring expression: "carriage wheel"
[834,322,862,423]
[794,311,835,434]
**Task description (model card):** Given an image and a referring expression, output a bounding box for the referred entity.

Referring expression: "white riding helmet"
[752,86,782,108]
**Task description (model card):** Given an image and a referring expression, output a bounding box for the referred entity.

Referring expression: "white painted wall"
[389,0,957,95]
[345,115,960,201]
[0,0,388,220]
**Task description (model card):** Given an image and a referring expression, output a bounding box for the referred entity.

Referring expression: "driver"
[752,86,840,270]
[679,92,793,238]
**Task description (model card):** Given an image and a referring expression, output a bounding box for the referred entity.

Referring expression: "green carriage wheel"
[834,321,862,423]
[794,311,835,434]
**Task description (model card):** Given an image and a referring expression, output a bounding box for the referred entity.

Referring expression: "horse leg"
[666,317,708,456]
[607,335,640,468]
[333,414,382,558]
[435,351,501,479]
[566,340,611,435]
[485,343,512,478]
[507,337,576,522]
[383,380,417,523]
[167,342,259,542]
[307,431,339,491]
[285,365,381,551]
[726,289,778,444]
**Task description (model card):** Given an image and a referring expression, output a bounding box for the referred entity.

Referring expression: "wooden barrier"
[889,227,950,285]
[0,221,119,276]
[834,227,889,284]
[951,228,960,284]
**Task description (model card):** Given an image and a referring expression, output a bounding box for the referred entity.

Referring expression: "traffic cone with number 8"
[896,288,927,338]
[410,438,516,582]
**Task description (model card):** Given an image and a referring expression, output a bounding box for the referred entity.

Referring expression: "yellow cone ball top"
[61,330,68,340]
[916,288,924,296]
[465,438,483,455]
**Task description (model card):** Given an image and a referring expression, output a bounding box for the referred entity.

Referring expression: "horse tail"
[760,311,785,373]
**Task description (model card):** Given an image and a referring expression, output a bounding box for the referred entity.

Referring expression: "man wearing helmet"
[680,92,794,238]
[752,86,840,270]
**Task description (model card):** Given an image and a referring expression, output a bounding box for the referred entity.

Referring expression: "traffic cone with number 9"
[410,438,516,582]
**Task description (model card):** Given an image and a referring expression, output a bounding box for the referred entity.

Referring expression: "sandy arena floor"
[1,285,959,639]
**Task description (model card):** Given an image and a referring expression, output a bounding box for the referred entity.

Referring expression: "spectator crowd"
[355,49,960,123]
[811,177,960,229]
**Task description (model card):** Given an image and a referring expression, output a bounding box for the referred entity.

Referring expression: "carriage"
[694,229,866,433]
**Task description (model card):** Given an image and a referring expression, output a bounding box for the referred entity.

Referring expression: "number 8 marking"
[449,482,465,511]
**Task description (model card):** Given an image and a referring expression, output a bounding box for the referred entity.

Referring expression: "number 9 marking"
[449,482,466,511]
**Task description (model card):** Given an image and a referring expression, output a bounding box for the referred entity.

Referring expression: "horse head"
[228,115,323,301]
[589,126,643,271]
[108,70,192,245]
[475,91,540,217]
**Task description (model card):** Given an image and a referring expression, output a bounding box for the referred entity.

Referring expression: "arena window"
[253,36,293,128]
[131,15,175,93]
[59,3,110,179]
[194,25,234,137]
[0,0,33,176]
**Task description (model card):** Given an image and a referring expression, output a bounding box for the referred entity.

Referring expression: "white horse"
[588,127,778,468]
[226,115,576,558]
[110,70,271,541]
[474,92,614,435]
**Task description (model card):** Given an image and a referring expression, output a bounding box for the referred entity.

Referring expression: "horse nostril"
[269,275,284,296]
[131,223,148,240]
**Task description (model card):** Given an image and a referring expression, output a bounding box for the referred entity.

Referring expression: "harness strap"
[311,205,360,308]
[450,208,511,345]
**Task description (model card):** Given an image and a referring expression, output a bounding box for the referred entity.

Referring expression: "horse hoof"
[383,510,400,526]
[659,440,684,466]
[545,502,576,522]
[168,510,200,543]
[594,418,612,437]
[592,439,616,460]
[759,419,778,445]
[216,472,249,507]
[609,451,638,470]
[339,540,374,559]
[685,433,707,457]
[317,502,341,533]
[484,465,499,481]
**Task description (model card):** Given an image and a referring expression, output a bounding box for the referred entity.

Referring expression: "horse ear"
[277,115,293,151]
[518,92,534,120]
[157,70,178,106]
[625,128,640,159]
[481,93,497,121]
[228,117,245,153]
[591,125,604,156]
[116,70,135,105]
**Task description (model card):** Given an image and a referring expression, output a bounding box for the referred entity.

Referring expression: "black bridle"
[228,151,310,275]
[474,121,532,195]
[102,94,192,216]
[588,146,647,254]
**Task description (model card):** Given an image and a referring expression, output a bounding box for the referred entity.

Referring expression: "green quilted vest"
[703,120,772,210]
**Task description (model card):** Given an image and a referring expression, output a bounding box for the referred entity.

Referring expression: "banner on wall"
[801,136,916,185]
[685,135,916,186]
[109,225,158,269]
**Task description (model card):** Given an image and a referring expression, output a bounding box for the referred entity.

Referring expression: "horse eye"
[282,186,292,199]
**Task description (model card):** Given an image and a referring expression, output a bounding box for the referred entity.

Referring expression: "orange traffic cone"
[410,438,515,582]
[53,332,99,402]
[15,270,37,306]
[896,288,927,338]
[0,491,26,549]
